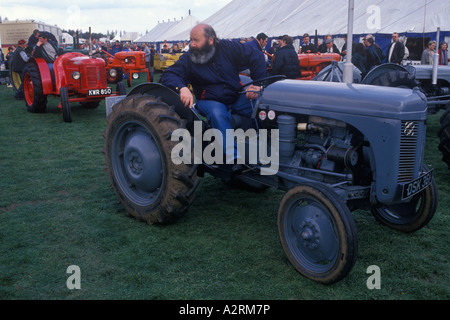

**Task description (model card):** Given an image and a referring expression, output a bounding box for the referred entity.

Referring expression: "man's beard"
[190,42,216,64]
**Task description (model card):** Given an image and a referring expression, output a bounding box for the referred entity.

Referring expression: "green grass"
[0,76,449,300]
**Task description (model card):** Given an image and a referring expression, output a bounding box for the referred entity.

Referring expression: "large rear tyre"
[438,105,450,169]
[104,94,200,224]
[23,63,47,113]
[371,167,437,233]
[277,182,358,284]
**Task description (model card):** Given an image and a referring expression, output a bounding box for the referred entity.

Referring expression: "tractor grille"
[398,121,419,183]
[84,66,107,88]
[86,66,99,87]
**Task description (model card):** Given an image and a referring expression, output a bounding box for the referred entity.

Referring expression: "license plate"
[401,169,433,200]
[88,88,112,96]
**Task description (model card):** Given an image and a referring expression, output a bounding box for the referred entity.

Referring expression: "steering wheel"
[241,75,286,89]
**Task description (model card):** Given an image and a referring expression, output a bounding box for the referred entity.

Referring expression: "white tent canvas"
[137,15,199,42]
[157,0,450,40]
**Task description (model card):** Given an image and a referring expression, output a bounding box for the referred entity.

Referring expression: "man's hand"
[179,87,194,108]
[245,85,261,100]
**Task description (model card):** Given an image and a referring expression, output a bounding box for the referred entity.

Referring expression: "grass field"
[0,75,449,301]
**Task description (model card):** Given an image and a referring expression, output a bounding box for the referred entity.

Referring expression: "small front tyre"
[60,87,72,123]
[371,167,437,233]
[277,182,358,284]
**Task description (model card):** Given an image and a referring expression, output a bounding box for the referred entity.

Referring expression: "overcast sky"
[0,0,232,35]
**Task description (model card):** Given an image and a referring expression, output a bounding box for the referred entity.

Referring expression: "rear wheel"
[23,63,47,113]
[277,182,358,284]
[438,104,450,169]
[104,94,200,224]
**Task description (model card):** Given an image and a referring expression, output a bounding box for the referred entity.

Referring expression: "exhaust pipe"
[432,27,440,86]
[89,26,92,58]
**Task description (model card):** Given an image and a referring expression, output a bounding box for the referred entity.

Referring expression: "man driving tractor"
[160,23,266,172]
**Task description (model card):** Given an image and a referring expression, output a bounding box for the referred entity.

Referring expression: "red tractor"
[22,52,125,122]
[103,50,150,87]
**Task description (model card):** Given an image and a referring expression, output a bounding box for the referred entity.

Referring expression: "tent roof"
[136,15,199,42]
[160,0,450,41]
[121,32,140,42]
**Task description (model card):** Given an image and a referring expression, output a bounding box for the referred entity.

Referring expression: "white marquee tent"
[195,0,450,39]
[136,14,199,43]
[139,0,449,59]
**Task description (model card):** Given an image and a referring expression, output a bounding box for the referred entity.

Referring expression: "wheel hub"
[300,219,320,250]
[122,127,163,194]
[128,151,144,175]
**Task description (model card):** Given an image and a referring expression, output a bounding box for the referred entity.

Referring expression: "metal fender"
[29,57,53,95]
[127,82,194,123]
[361,63,415,86]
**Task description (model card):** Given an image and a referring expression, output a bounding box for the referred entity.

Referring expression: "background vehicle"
[103,50,150,87]
[266,52,341,80]
[23,51,125,122]
[103,77,437,284]
[153,52,183,72]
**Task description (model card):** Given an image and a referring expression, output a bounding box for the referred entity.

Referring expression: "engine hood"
[259,80,428,121]
[413,64,450,81]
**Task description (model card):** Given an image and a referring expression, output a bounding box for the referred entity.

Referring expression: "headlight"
[132,73,139,79]
[109,69,118,78]
[72,71,81,80]
[124,58,129,63]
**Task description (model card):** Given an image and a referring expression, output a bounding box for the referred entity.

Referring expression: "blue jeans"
[196,94,254,163]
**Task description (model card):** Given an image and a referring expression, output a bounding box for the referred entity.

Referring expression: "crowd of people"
[265,32,450,79]
[1,26,449,92]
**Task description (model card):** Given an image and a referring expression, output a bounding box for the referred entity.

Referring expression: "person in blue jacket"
[161,23,266,171]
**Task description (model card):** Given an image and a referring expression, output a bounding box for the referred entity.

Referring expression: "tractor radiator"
[398,121,419,183]
[84,66,107,88]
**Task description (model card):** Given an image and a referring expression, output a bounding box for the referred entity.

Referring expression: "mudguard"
[28,57,53,95]
[127,82,194,123]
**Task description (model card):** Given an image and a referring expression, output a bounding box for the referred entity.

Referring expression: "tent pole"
[343,0,354,84]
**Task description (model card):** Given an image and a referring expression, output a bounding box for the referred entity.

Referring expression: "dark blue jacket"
[271,44,300,79]
[161,39,266,105]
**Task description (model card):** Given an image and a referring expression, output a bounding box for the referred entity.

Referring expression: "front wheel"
[277,182,358,284]
[103,93,200,224]
[60,87,72,123]
[371,169,437,233]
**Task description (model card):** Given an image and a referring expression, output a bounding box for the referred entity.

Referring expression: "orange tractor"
[296,53,341,80]
[266,52,341,80]
[103,50,150,87]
